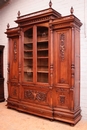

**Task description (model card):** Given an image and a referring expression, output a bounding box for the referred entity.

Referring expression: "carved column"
[18,29,22,100]
[49,19,54,89]
[70,27,75,111]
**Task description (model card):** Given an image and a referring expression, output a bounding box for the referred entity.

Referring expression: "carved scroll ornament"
[60,33,65,61]
[13,41,17,61]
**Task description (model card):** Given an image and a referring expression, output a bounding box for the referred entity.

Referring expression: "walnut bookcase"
[5,2,82,125]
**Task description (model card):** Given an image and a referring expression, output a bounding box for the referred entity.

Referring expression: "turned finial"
[49,0,52,8]
[7,23,10,29]
[70,7,74,15]
[18,11,21,17]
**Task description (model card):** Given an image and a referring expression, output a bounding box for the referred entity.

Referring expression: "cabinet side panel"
[74,28,80,109]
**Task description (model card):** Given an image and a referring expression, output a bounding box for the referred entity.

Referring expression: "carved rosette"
[13,41,17,61]
[24,90,46,102]
[60,33,65,61]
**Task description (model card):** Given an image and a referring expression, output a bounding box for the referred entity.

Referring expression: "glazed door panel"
[54,29,72,86]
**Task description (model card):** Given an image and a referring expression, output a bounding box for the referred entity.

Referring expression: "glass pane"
[37,26,48,83]
[24,28,33,82]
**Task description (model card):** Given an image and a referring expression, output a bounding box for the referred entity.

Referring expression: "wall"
[0,0,87,120]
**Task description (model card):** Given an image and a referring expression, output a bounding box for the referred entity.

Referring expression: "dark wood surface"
[0,45,5,102]
[5,7,82,125]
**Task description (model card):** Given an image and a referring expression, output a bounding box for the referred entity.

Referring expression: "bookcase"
[5,3,82,125]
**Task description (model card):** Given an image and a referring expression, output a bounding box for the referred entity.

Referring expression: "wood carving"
[71,64,75,78]
[36,92,46,101]
[13,89,17,96]
[24,90,46,102]
[24,90,34,100]
[13,41,17,61]
[60,95,65,104]
[60,33,65,61]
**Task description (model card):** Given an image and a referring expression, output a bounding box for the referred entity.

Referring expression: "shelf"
[37,57,48,59]
[37,71,48,73]
[37,39,48,43]
[24,50,33,52]
[24,71,33,73]
[24,41,33,44]
[37,48,48,51]
[24,57,33,59]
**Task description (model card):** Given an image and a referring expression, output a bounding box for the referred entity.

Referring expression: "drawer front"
[19,104,53,119]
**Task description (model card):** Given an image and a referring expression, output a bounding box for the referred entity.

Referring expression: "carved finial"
[70,7,74,15]
[49,0,52,8]
[7,23,10,29]
[18,11,20,17]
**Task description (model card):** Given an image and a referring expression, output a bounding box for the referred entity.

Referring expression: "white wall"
[0,0,87,120]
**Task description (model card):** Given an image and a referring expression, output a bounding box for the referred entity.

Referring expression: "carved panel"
[56,88,70,109]
[24,90,34,100]
[60,33,65,61]
[60,95,65,104]
[10,86,18,98]
[36,92,46,101]
[24,90,47,102]
[13,88,17,96]
[13,41,17,61]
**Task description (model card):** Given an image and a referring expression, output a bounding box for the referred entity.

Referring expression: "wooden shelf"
[37,48,48,51]
[37,57,48,59]
[24,50,33,52]
[37,71,48,73]
[24,41,33,44]
[24,57,33,59]
[37,39,48,43]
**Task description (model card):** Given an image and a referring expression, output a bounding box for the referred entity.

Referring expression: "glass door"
[37,26,49,83]
[23,28,33,82]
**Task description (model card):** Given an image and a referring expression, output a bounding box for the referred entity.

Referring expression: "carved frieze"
[60,33,65,61]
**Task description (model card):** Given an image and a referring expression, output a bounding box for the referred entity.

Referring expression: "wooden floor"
[0,101,87,130]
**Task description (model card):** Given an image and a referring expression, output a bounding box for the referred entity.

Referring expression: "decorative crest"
[70,7,74,15]
[49,0,52,8]
[18,11,21,17]
[7,23,10,29]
